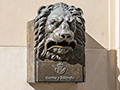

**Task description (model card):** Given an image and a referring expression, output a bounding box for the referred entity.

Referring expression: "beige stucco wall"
[0,0,109,47]
[0,0,119,90]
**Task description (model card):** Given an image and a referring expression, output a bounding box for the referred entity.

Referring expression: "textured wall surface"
[0,48,109,90]
[0,0,117,90]
[0,0,109,48]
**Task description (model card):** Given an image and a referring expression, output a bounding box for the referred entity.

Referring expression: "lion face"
[44,10,77,60]
[34,3,85,65]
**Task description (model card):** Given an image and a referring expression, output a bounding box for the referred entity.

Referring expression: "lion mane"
[34,3,85,66]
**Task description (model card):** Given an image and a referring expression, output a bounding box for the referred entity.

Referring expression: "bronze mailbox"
[27,2,85,83]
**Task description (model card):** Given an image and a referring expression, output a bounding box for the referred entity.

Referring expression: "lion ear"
[38,6,46,14]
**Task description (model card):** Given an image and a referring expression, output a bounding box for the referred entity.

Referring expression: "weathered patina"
[34,2,85,65]
[27,2,85,83]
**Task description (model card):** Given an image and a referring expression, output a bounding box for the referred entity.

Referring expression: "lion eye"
[50,20,56,24]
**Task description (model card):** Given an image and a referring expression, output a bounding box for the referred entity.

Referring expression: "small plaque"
[36,61,84,82]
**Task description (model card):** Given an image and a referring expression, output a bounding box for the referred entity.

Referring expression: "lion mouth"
[47,40,76,49]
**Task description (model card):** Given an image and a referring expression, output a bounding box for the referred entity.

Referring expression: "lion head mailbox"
[27,2,85,83]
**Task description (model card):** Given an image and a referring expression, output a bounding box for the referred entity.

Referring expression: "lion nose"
[60,32,72,39]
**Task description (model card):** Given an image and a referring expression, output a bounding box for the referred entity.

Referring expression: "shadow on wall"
[28,32,117,90]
